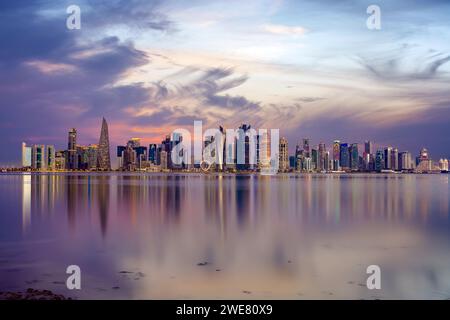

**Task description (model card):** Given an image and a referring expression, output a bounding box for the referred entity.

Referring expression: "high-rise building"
[339,143,350,169]
[318,142,326,171]
[349,143,359,170]
[332,140,340,170]
[67,128,77,170]
[117,146,126,169]
[324,151,330,171]
[148,144,157,164]
[439,159,449,172]
[375,150,384,172]
[135,146,148,169]
[363,152,371,171]
[418,148,430,162]
[76,145,89,170]
[46,145,55,170]
[97,118,111,171]
[235,124,255,170]
[87,144,98,170]
[160,150,168,170]
[32,145,45,170]
[123,143,137,171]
[311,148,318,170]
[279,137,289,172]
[415,148,433,173]
[289,156,296,169]
[257,130,271,170]
[55,151,66,170]
[303,157,312,172]
[364,141,373,155]
[302,138,310,158]
[384,147,393,170]
[399,151,412,171]
[391,148,399,171]
[22,142,32,167]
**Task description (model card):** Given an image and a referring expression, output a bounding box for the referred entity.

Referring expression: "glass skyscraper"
[97,118,111,171]
[339,143,350,169]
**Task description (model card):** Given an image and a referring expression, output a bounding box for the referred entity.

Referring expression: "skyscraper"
[160,150,168,170]
[279,137,289,172]
[148,144,157,164]
[117,146,126,169]
[302,138,310,158]
[375,150,384,172]
[399,151,412,171]
[32,145,45,170]
[318,142,326,171]
[311,148,318,170]
[67,128,77,170]
[339,143,350,169]
[97,118,111,171]
[332,140,340,170]
[87,144,98,170]
[384,147,392,170]
[22,142,32,167]
[364,141,373,155]
[46,145,55,170]
[349,143,359,171]
[391,148,399,171]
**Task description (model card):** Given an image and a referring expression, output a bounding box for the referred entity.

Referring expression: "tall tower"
[279,137,289,172]
[302,138,310,158]
[97,118,111,171]
[68,128,77,170]
[332,140,340,171]
[318,142,326,171]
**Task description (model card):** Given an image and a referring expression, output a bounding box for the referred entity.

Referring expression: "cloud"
[295,97,325,103]
[356,44,450,81]
[126,67,262,128]
[0,0,161,164]
[82,0,176,33]
[262,24,307,36]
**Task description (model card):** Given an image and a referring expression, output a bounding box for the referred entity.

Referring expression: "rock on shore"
[0,288,69,300]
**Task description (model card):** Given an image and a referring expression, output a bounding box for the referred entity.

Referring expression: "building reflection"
[21,174,31,232]
[19,173,449,237]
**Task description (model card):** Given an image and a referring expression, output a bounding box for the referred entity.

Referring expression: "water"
[0,173,449,299]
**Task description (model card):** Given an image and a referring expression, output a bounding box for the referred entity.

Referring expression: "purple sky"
[1,0,450,166]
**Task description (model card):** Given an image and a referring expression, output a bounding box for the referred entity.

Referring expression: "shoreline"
[0,171,448,175]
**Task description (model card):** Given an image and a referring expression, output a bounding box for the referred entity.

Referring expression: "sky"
[1,0,450,166]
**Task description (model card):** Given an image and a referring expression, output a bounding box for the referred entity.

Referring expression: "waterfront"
[0,173,449,299]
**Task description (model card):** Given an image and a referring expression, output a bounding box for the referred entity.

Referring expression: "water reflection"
[2,173,449,299]
[16,174,450,234]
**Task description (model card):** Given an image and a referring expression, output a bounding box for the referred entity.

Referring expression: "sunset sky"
[1,0,450,165]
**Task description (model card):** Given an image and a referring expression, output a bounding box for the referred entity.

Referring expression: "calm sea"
[0,173,449,299]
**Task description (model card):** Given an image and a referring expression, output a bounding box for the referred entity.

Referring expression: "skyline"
[1,0,450,166]
[15,117,450,172]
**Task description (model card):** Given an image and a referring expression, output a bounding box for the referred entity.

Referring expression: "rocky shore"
[0,288,70,300]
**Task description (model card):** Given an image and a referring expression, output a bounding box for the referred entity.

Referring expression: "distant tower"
[332,140,340,170]
[97,118,111,171]
[67,128,77,170]
[302,138,310,157]
[279,137,289,172]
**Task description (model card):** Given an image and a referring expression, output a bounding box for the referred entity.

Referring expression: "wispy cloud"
[262,24,308,36]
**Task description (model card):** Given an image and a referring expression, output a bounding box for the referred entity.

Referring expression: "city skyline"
[1,0,450,166]
[16,117,449,173]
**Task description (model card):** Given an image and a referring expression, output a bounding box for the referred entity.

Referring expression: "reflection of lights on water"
[22,174,31,232]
